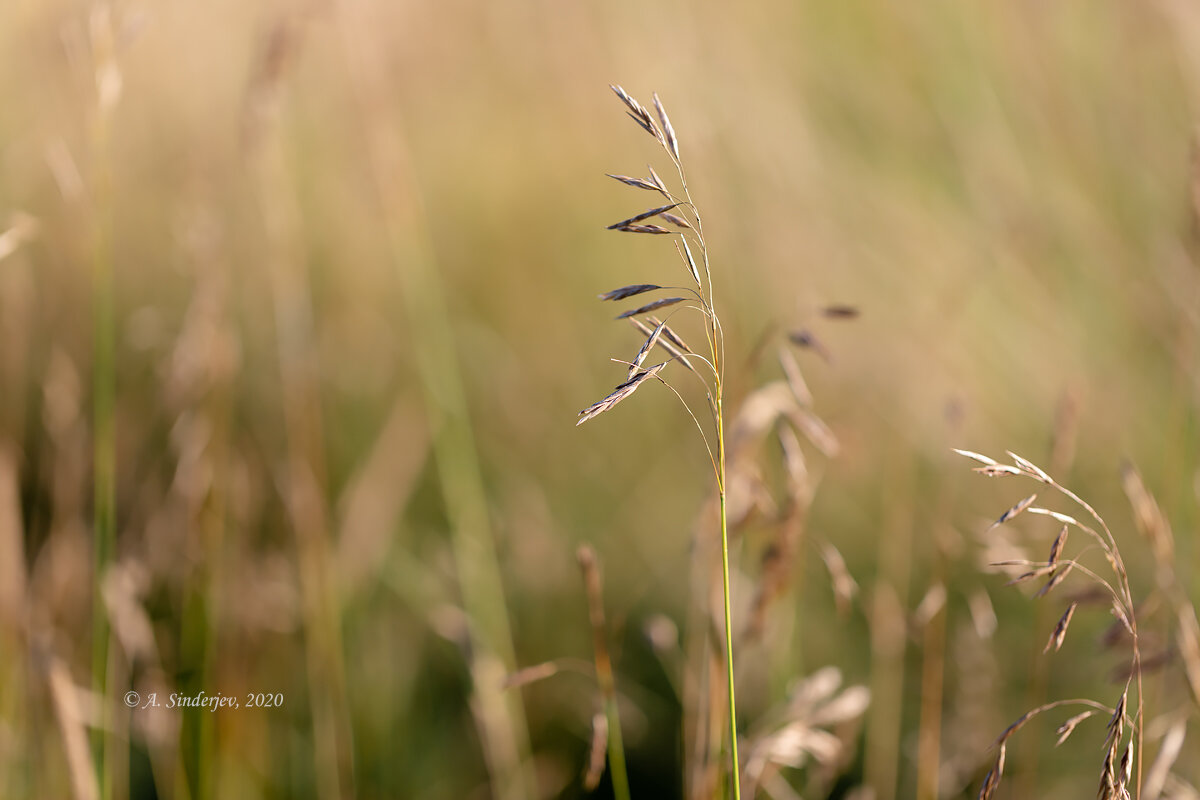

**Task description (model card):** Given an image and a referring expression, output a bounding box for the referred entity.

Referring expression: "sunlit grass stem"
[587,86,743,797]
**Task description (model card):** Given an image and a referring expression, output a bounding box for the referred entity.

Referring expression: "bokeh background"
[1,0,1199,798]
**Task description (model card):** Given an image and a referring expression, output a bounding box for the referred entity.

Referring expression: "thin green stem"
[606,692,631,800]
[716,394,741,800]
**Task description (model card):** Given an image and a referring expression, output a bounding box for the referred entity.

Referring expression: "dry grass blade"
[606,203,681,230]
[576,363,666,425]
[1044,602,1078,652]
[615,297,684,319]
[988,493,1038,531]
[599,283,662,302]
[652,92,679,159]
[607,173,669,196]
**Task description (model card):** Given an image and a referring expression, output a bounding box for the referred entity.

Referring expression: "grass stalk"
[716,400,741,800]
[578,545,631,800]
[582,86,742,798]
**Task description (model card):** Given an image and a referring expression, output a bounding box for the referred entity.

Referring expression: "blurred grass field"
[1,0,1199,798]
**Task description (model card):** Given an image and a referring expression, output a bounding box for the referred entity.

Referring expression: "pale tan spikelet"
[978,743,1006,800]
[599,283,662,302]
[502,661,561,689]
[820,542,858,617]
[606,203,682,230]
[1120,461,1174,567]
[974,464,1024,477]
[820,305,859,319]
[577,363,667,425]
[613,223,675,235]
[582,711,609,791]
[785,405,839,457]
[610,84,664,144]
[1055,710,1099,746]
[1002,565,1056,587]
[606,173,669,196]
[629,317,698,376]
[777,424,808,498]
[615,297,684,319]
[1034,561,1073,599]
[1008,451,1052,482]
[1177,605,1200,706]
[779,347,814,407]
[0,212,38,264]
[1098,696,1128,800]
[1044,602,1078,652]
[677,238,701,287]
[647,165,669,194]
[1110,601,1134,636]
[968,589,998,639]
[646,315,693,353]
[628,319,667,379]
[787,328,832,362]
[913,583,947,628]
[988,493,1038,531]
[1144,719,1185,798]
[1105,689,1128,752]
[1119,739,1133,789]
[1047,525,1069,566]
[953,448,998,466]
[1028,507,1082,526]
[652,92,679,159]
[660,212,692,229]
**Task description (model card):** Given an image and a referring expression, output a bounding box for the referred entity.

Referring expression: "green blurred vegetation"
[0,0,1198,798]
